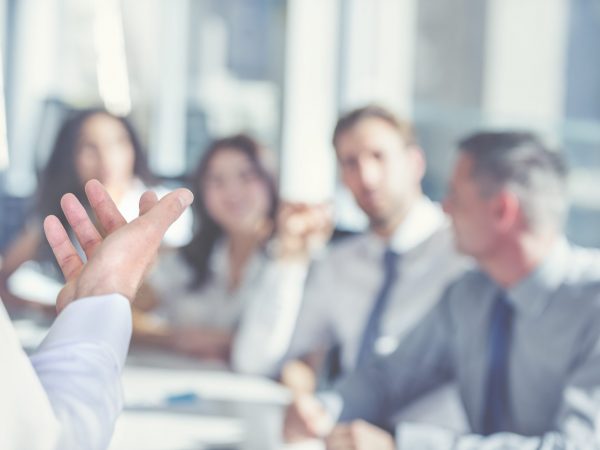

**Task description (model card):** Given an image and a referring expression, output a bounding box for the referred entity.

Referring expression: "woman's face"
[202,148,272,235]
[74,113,136,188]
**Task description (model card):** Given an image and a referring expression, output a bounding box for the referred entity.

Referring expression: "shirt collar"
[359,197,447,259]
[506,237,570,316]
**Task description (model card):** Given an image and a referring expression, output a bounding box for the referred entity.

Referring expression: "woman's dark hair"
[181,134,278,288]
[35,107,154,264]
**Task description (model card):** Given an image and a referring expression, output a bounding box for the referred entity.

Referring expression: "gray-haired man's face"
[443,153,507,259]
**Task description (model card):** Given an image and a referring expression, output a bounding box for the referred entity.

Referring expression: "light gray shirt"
[232,197,470,376]
[331,239,600,449]
[288,198,470,371]
[149,240,276,330]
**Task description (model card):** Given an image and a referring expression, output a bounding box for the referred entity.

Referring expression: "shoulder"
[325,232,371,260]
[403,223,474,281]
[307,232,372,275]
[562,245,600,283]
[446,269,489,291]
[406,223,456,260]
[559,246,600,308]
[439,269,491,308]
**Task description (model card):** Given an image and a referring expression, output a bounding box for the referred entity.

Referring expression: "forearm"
[333,302,455,427]
[130,308,172,346]
[172,327,234,361]
[231,259,309,375]
[333,361,400,426]
[132,319,234,361]
[189,328,234,361]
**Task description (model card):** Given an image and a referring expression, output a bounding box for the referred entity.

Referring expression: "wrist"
[75,279,136,304]
[268,238,310,262]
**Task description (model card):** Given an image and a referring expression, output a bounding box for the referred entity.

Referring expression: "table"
[12,313,325,450]
[13,316,468,449]
[109,347,322,450]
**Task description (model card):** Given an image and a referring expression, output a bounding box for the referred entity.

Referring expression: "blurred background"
[0,0,600,247]
[2,2,600,449]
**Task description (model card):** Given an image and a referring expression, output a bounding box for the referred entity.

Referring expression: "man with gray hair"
[284,131,600,449]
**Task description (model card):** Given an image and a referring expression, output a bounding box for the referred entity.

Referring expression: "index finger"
[60,193,103,259]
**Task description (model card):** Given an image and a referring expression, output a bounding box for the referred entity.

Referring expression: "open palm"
[43,179,193,313]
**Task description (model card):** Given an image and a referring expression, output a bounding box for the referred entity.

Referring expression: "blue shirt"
[331,239,600,448]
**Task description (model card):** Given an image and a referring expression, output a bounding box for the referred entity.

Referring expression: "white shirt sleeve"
[0,294,132,450]
[231,260,309,376]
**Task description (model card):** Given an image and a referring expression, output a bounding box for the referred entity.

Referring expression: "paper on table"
[7,261,62,306]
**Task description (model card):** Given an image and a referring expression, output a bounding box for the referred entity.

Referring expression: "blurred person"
[232,105,469,405]
[1,179,193,450]
[137,134,323,364]
[0,108,191,311]
[284,131,600,449]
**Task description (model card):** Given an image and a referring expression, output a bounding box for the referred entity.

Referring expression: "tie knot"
[496,291,514,311]
[492,291,514,330]
[383,248,399,271]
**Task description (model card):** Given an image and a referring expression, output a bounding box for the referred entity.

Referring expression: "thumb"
[138,188,193,238]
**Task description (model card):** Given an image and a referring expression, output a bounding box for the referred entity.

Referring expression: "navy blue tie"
[356,248,399,367]
[482,291,514,435]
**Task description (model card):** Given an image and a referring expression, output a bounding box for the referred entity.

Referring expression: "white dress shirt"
[149,240,300,331]
[232,197,471,376]
[0,294,132,450]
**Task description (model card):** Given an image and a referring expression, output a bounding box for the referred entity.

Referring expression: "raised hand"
[43,179,193,313]
[275,201,333,261]
[283,393,334,443]
[281,359,317,395]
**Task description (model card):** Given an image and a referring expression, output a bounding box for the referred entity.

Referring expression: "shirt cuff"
[38,294,132,370]
[396,422,457,450]
[317,390,344,423]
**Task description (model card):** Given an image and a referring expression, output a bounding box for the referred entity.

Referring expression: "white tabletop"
[13,315,324,450]
[109,347,303,450]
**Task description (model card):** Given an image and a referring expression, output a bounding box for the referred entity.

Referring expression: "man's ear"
[492,190,521,233]
[408,146,426,182]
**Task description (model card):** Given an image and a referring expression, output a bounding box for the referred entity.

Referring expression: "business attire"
[0,294,131,450]
[232,197,470,377]
[329,239,600,448]
[149,239,307,338]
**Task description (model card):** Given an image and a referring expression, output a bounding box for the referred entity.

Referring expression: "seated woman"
[138,134,306,363]
[0,108,191,312]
